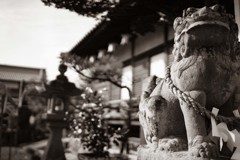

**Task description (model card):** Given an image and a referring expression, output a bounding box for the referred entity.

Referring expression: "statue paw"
[189,135,218,158]
[158,137,187,152]
[145,134,158,144]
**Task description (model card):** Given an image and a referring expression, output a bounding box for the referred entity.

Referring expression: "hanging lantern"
[158,12,167,22]
[107,43,117,52]
[120,34,131,45]
[98,49,106,59]
[89,56,95,63]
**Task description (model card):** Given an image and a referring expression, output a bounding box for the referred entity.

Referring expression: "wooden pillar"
[234,0,240,40]
[0,95,7,160]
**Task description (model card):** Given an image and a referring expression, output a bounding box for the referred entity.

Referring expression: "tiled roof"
[0,65,46,82]
[0,71,42,82]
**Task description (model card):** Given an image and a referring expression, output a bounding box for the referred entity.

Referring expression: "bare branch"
[72,65,130,90]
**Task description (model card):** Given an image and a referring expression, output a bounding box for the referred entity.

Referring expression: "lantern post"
[42,63,81,160]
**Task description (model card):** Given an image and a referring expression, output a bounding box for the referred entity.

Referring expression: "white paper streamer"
[231,110,240,160]
[217,122,234,151]
[211,107,220,137]
[210,107,240,159]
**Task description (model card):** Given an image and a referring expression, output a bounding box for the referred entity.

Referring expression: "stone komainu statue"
[139,4,240,160]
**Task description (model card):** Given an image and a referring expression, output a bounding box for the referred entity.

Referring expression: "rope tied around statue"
[164,66,240,127]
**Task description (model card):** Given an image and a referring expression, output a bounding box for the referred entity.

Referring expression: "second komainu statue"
[138,4,240,160]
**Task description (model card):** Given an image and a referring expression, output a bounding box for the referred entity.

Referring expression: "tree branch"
[72,66,130,91]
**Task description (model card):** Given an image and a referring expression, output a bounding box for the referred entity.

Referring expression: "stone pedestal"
[43,114,68,160]
[137,145,230,160]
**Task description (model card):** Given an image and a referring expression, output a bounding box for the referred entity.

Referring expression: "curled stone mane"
[172,4,240,76]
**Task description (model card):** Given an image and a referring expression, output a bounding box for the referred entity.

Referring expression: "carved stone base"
[137,145,230,160]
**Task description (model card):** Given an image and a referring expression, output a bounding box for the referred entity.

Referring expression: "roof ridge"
[0,64,46,70]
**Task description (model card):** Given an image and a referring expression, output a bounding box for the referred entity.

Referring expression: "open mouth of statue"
[184,20,230,47]
[187,20,230,31]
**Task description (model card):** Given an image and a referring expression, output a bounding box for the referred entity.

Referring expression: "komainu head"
[172,4,239,61]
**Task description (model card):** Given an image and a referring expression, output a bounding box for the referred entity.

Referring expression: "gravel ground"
[0,138,137,160]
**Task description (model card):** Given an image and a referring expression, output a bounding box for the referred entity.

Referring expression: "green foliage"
[41,0,118,18]
[67,87,122,157]
[60,52,123,86]
[60,52,132,156]
[60,53,92,71]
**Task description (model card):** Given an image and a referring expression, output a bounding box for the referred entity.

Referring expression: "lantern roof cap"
[43,64,82,97]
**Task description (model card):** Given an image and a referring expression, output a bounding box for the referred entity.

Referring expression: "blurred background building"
[0,64,46,99]
[0,64,47,147]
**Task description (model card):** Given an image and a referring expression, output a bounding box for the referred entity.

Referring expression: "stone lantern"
[42,63,82,160]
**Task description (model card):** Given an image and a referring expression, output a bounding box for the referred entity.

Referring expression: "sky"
[0,0,98,83]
